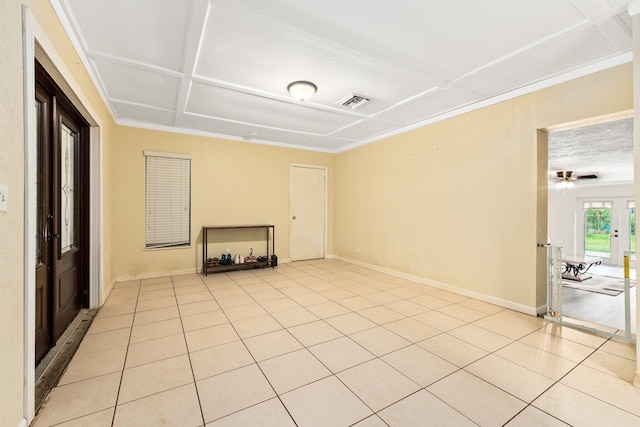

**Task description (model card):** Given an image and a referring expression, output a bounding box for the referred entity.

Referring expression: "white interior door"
[290,165,326,261]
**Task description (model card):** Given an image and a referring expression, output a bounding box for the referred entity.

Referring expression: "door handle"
[45,214,59,241]
[292,215,296,220]
[44,226,59,241]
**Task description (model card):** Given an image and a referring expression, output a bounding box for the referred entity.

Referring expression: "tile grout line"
[238,263,453,426]
[109,279,143,427]
[199,270,301,426]
[205,262,490,426]
[499,332,608,426]
[173,274,208,427]
[525,334,640,419]
[83,261,635,426]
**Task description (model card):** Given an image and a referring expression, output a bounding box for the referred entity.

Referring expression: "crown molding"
[628,1,640,17]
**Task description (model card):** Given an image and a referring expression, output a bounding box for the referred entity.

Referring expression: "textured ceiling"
[54,0,633,154]
[549,116,634,186]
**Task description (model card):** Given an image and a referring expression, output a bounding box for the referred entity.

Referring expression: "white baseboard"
[536,304,548,316]
[111,260,292,286]
[114,267,199,283]
[109,257,539,316]
[333,255,539,316]
[99,278,116,307]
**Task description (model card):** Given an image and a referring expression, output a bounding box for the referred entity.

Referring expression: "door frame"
[289,164,328,262]
[23,8,102,424]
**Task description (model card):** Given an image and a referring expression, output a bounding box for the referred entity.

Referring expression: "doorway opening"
[545,114,636,335]
[576,198,636,266]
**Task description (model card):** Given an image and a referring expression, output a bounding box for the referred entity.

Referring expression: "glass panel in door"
[35,100,43,264]
[60,123,76,254]
[584,206,612,258]
[629,201,635,252]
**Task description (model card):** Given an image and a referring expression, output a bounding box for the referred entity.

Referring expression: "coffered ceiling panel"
[330,119,403,141]
[181,114,324,147]
[55,0,633,162]
[458,26,623,96]
[67,0,190,71]
[377,88,482,125]
[93,59,181,110]
[196,0,442,115]
[236,0,588,81]
[186,82,355,134]
[112,102,175,127]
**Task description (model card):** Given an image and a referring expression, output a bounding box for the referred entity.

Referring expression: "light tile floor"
[32,259,640,426]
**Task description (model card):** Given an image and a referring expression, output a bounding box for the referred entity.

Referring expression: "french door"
[576,197,635,267]
[35,61,90,364]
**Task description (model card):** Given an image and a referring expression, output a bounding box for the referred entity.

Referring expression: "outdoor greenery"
[585,232,610,253]
[584,208,636,253]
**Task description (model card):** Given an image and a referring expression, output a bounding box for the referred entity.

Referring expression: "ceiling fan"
[554,170,597,191]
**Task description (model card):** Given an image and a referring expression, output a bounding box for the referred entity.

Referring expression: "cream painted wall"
[0,1,635,422]
[549,183,634,257]
[112,126,333,278]
[1,1,117,423]
[0,1,28,424]
[334,64,633,312]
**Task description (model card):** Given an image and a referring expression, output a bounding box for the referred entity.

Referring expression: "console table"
[562,254,602,282]
[202,225,275,275]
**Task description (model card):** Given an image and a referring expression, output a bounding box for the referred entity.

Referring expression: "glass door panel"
[60,123,77,254]
[584,207,611,258]
[629,202,635,252]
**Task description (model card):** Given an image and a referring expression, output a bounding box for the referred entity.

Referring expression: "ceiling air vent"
[339,94,371,109]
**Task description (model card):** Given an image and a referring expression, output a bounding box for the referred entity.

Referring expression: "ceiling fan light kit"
[287,81,317,102]
[553,170,597,192]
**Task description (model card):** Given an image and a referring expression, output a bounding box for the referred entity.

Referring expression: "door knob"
[292,216,296,220]
[44,226,59,241]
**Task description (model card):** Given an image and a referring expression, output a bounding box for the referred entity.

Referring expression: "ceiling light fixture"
[555,170,575,193]
[287,81,317,102]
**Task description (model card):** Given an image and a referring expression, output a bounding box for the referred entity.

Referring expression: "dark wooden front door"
[35,62,90,364]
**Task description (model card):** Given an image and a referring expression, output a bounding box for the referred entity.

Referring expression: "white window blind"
[145,151,191,249]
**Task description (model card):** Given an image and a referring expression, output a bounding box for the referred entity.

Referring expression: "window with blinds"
[144,151,191,249]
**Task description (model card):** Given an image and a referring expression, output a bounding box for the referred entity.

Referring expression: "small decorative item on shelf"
[245,247,257,262]
[220,253,233,265]
[257,256,268,262]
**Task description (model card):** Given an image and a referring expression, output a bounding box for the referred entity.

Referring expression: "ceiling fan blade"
[576,174,597,179]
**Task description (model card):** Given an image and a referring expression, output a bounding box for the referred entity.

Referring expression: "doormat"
[563,275,636,297]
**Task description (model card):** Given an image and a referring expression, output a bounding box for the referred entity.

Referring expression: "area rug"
[562,275,636,297]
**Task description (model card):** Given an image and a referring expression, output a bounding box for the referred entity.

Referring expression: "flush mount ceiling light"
[287,81,317,102]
